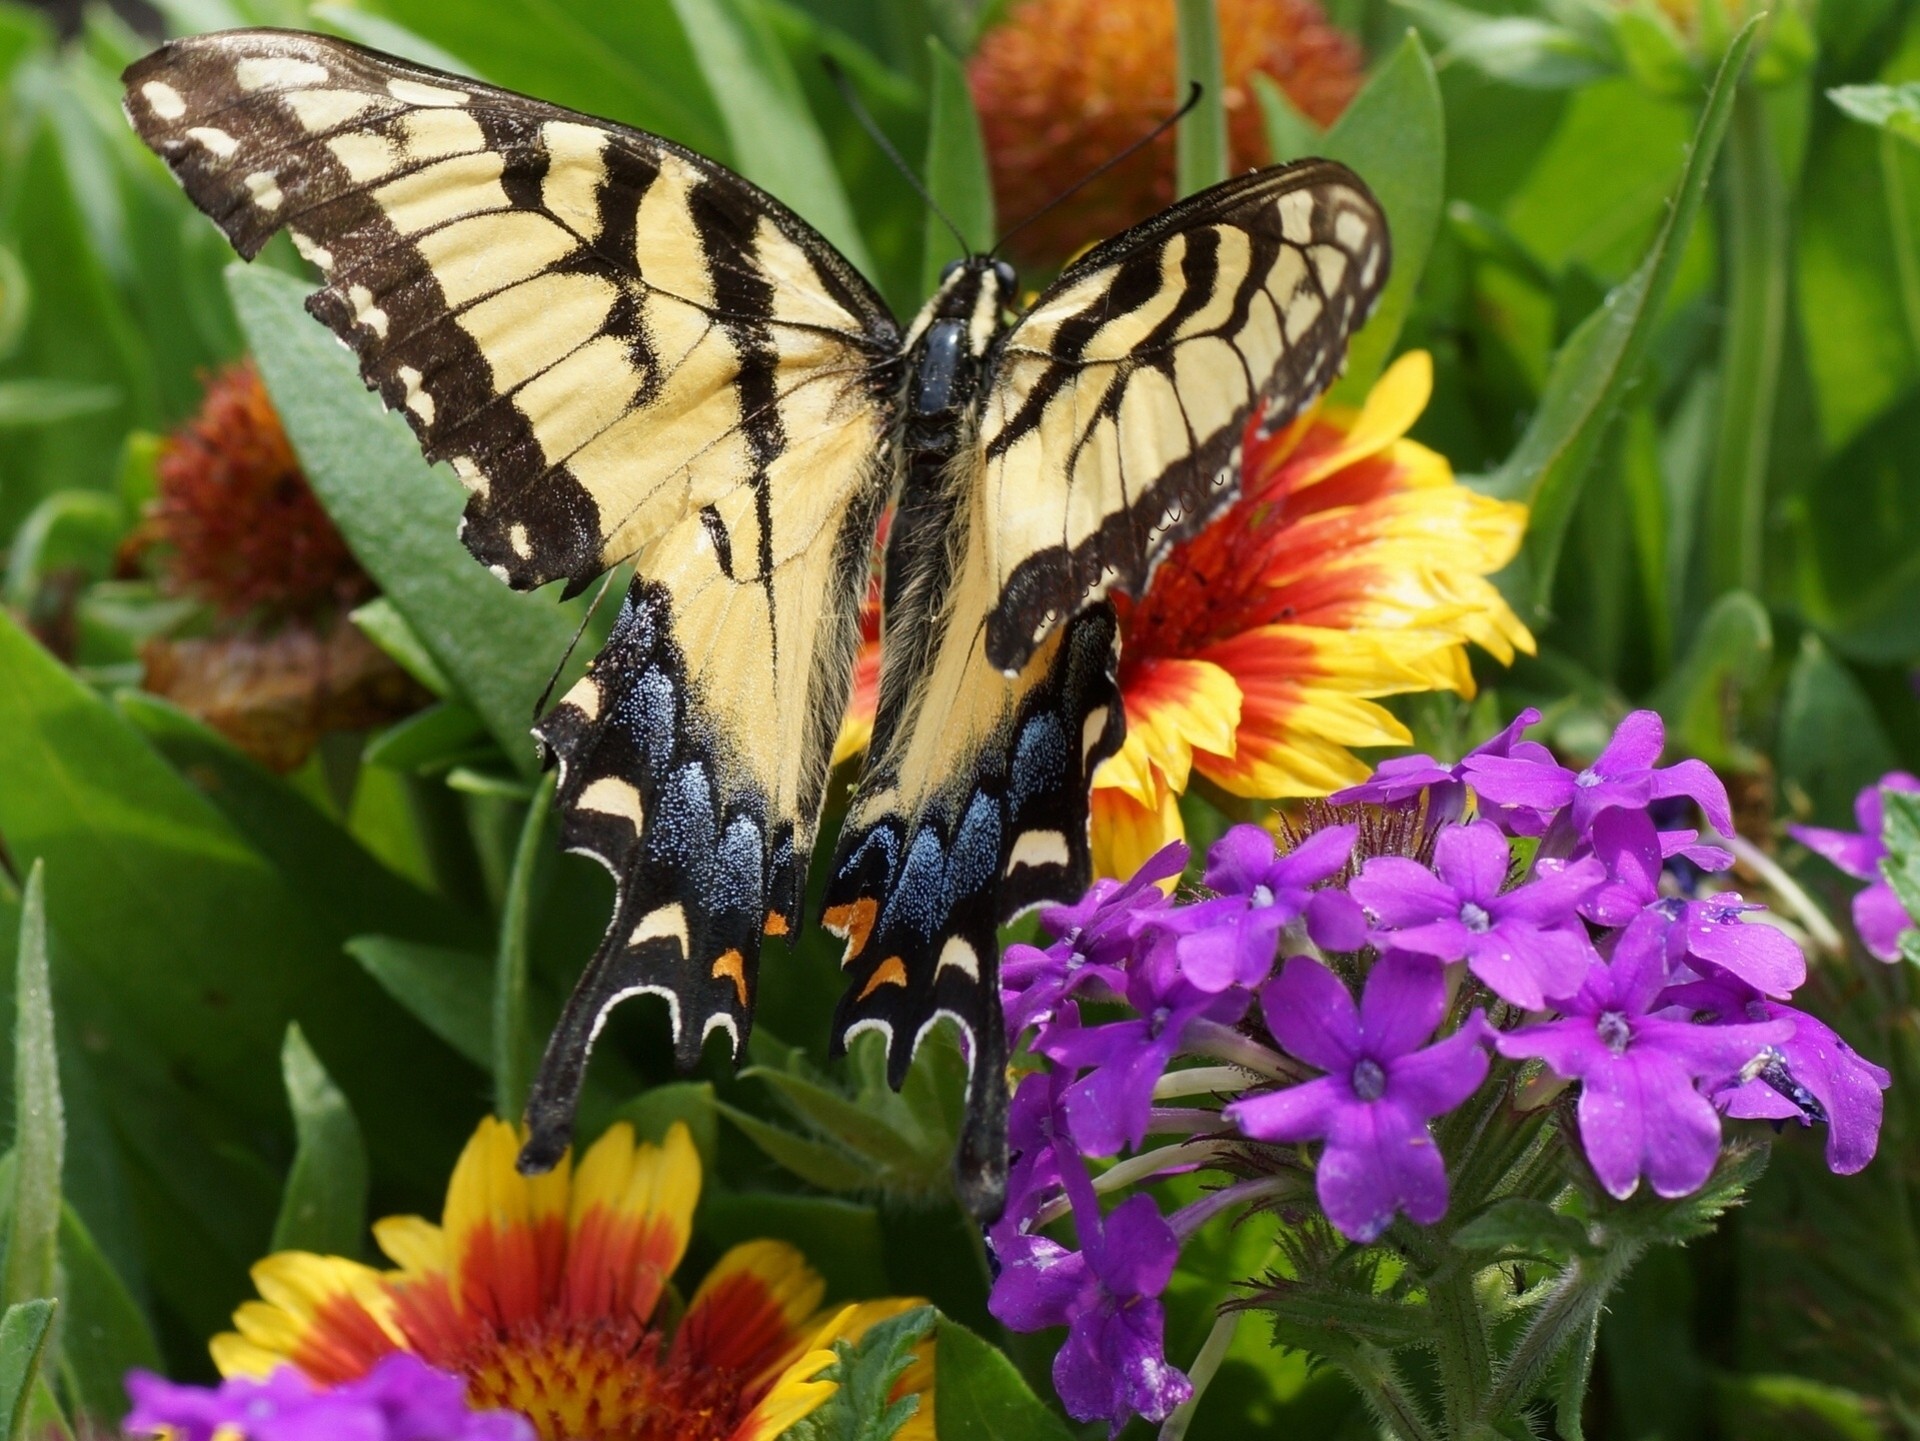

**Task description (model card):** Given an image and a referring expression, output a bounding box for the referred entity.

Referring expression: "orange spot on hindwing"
[856,957,908,1001]
[821,897,878,962]
[710,949,748,1006]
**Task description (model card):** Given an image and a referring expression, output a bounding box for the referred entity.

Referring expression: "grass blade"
[5,863,62,1309]
[921,36,995,296]
[271,1024,369,1259]
[1176,0,1228,196]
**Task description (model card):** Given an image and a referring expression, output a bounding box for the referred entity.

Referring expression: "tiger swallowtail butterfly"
[124,30,1389,1219]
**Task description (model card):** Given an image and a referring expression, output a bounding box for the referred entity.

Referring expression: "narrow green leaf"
[1474,20,1758,619]
[670,0,875,277]
[1829,82,1920,146]
[362,702,493,774]
[921,37,995,297]
[1175,0,1229,196]
[1321,31,1446,399]
[934,1317,1077,1441]
[1395,0,1613,88]
[1251,72,1322,165]
[56,1205,160,1424]
[0,381,117,429]
[5,864,62,1308]
[228,264,582,773]
[1777,636,1897,826]
[744,1065,923,1163]
[346,936,494,1069]
[308,4,480,76]
[352,598,454,697]
[714,1101,876,1191]
[495,778,554,1120]
[0,1301,55,1441]
[699,1192,890,1300]
[272,1024,369,1259]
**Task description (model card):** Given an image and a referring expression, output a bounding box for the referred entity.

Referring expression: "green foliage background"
[0,0,1918,1435]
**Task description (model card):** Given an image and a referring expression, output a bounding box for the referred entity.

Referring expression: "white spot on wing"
[630,904,690,953]
[702,1013,741,1052]
[290,232,334,270]
[187,126,237,158]
[1006,829,1071,874]
[1334,208,1370,250]
[141,81,185,119]
[509,523,532,559]
[388,77,470,106]
[348,284,389,338]
[451,456,489,499]
[244,172,283,211]
[561,676,601,722]
[589,985,681,1046]
[576,775,641,825]
[936,936,980,982]
[236,56,330,92]
[1277,191,1315,244]
[1081,707,1110,763]
[397,365,435,425]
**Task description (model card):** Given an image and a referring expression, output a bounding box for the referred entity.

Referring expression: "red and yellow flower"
[833,352,1531,880]
[211,1118,933,1441]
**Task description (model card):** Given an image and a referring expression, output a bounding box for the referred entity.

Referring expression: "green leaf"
[352,598,455,697]
[271,1024,369,1259]
[362,702,494,773]
[227,264,583,773]
[495,778,553,1119]
[779,1305,935,1441]
[1645,589,1771,771]
[699,1192,890,1300]
[1710,1373,1885,1441]
[670,0,875,278]
[613,1082,718,1170]
[1176,0,1229,197]
[309,4,480,76]
[1395,0,1614,88]
[934,1316,1076,1441]
[5,865,61,1309]
[1251,72,1322,165]
[0,381,117,429]
[0,1300,55,1441]
[1829,82,1920,146]
[1777,636,1897,826]
[920,37,994,298]
[1452,1199,1594,1260]
[3,491,124,607]
[346,936,494,1069]
[1321,31,1445,399]
[714,1100,877,1191]
[55,1205,160,1425]
[1880,791,1920,944]
[1474,20,1757,619]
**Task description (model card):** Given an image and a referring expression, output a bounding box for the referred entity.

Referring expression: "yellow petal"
[1294,350,1433,489]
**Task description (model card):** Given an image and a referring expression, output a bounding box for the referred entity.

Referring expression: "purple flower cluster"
[124,1355,533,1441]
[988,709,1891,1433]
[1790,772,1920,961]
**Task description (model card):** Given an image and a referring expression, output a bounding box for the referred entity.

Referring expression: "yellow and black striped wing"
[978,161,1389,672]
[123,31,901,1159]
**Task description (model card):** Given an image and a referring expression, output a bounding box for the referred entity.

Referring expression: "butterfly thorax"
[899,257,1018,461]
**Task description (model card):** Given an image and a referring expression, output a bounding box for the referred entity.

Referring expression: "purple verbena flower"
[1789,772,1920,962]
[1145,823,1360,993]
[124,1355,533,1441]
[1348,821,1602,1009]
[1667,975,1891,1176]
[1226,954,1490,1242]
[1462,710,1734,841]
[1004,841,1187,1035]
[1577,808,1729,927]
[1331,707,1556,834]
[989,1123,1192,1431]
[1495,913,1790,1200]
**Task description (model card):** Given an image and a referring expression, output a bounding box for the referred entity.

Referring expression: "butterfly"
[124,29,1389,1218]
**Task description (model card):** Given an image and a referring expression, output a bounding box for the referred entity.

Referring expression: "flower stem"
[1158,1308,1241,1441]
[1184,1021,1291,1079]
[1477,1240,1642,1427]
[1327,1341,1442,1441]
[1428,1265,1493,1437]
[1152,1065,1251,1100]
[494,774,554,1120]
[1726,831,1845,957]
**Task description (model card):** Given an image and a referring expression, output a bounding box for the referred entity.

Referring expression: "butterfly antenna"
[534,571,620,718]
[992,82,1205,259]
[821,54,972,259]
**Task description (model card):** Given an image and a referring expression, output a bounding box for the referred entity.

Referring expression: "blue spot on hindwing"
[1009,714,1068,812]
[949,792,1001,899]
[714,814,764,917]
[646,760,714,868]
[883,825,950,942]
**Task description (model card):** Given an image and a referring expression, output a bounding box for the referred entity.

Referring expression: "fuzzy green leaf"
[1474,20,1757,618]
[714,1101,876,1192]
[1251,72,1322,164]
[5,865,61,1310]
[934,1317,1076,1441]
[228,263,582,774]
[1322,31,1445,399]
[271,1024,369,1259]
[779,1306,935,1441]
[1453,1199,1595,1260]
[920,37,995,297]
[351,598,454,697]
[0,1300,55,1441]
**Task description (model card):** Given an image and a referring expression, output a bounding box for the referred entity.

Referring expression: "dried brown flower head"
[148,360,371,620]
[969,0,1364,268]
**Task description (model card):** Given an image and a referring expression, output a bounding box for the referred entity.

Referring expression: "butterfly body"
[123,30,1389,1217]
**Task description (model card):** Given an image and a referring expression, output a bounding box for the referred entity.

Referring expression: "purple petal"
[1684,906,1806,996]
[1306,889,1369,951]
[1385,1017,1491,1119]
[1634,1015,1794,1082]
[1319,1100,1451,1240]
[1494,857,1607,927]
[1383,917,1478,963]
[1495,1011,1607,1080]
[1460,752,1578,814]
[988,1231,1088,1330]
[1349,857,1460,926]
[1331,754,1452,805]
[1594,710,1667,775]
[1260,957,1361,1072]
[1173,916,1264,994]
[1432,822,1512,904]
[1225,1074,1345,1143]
[1358,951,1447,1058]
[1769,1004,1892,1174]
[1053,1295,1191,1428]
[1275,823,1361,887]
[1203,824,1279,893]
[1467,706,1543,760]
[1650,757,1734,839]
[1466,924,1593,1010]
[1577,1047,1723,1200]
[1090,1193,1182,1297]
[1608,911,1673,1015]
[1787,823,1883,881]
[1854,881,1915,962]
